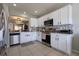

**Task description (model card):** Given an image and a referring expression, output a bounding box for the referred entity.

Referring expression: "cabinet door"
[31,32,37,41]
[51,33,58,49]
[37,32,42,42]
[60,5,70,24]
[20,33,31,43]
[53,11,59,25]
[66,35,72,55]
[58,34,67,53]
[52,9,61,25]
[26,32,37,42]
[38,17,44,27]
[20,33,27,43]
[25,34,31,42]
[40,18,43,27]
[30,18,38,27]
[38,18,41,27]
[58,9,61,25]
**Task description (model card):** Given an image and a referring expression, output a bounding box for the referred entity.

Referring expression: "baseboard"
[72,49,79,54]
[10,43,20,47]
[51,46,68,56]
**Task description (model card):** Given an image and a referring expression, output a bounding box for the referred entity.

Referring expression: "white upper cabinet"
[37,32,42,42]
[38,17,44,27]
[38,15,49,27]
[52,5,72,25]
[38,18,41,27]
[51,11,58,25]
[60,5,72,24]
[38,4,72,26]
[30,18,38,27]
[52,9,61,25]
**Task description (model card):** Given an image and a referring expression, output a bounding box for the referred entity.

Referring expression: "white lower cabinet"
[20,32,30,43]
[51,33,72,55]
[51,33,58,49]
[66,35,72,55]
[20,32,37,43]
[37,32,42,42]
[58,34,67,53]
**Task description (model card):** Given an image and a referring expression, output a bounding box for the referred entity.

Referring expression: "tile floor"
[6,41,78,56]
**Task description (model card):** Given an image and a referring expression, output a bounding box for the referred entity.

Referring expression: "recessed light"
[24,12,26,14]
[13,3,16,6]
[34,10,38,13]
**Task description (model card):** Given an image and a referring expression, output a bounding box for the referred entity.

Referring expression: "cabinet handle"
[25,35,30,36]
[60,22,61,24]
[55,38,57,40]
[58,22,59,25]
[57,38,59,40]
[55,38,59,40]
[56,35,58,37]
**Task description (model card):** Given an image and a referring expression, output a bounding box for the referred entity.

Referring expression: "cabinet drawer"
[51,33,59,49]
[20,33,31,43]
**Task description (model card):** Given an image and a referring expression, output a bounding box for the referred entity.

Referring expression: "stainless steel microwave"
[44,19,53,26]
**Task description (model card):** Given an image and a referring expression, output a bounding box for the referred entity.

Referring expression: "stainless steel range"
[42,33,51,46]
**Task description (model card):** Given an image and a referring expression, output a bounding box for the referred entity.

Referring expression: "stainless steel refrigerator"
[0,4,5,47]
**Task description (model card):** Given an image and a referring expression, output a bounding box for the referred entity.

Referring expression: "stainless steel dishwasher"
[10,32,20,46]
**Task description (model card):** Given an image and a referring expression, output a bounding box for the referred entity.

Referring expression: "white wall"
[72,4,79,52]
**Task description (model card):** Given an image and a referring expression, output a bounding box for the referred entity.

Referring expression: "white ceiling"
[7,3,69,18]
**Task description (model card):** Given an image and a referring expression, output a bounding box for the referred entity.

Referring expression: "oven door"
[42,34,50,45]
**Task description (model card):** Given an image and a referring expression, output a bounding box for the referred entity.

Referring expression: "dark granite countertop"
[10,32,20,35]
[51,30,73,34]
